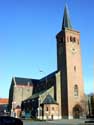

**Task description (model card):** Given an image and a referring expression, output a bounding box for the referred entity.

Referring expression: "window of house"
[74,84,78,97]
[70,36,73,42]
[74,66,76,71]
[73,37,76,42]
[52,107,54,110]
[46,107,48,111]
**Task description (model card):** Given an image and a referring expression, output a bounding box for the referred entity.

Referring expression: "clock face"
[71,43,77,54]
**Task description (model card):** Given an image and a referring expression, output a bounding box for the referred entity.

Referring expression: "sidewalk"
[47,119,86,125]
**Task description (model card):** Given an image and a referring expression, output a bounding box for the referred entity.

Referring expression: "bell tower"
[56,5,84,119]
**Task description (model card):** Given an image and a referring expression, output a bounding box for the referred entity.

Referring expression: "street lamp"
[39,70,48,120]
[11,101,16,117]
[38,97,40,119]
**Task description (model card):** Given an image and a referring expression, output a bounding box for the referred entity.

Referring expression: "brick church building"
[9,5,86,119]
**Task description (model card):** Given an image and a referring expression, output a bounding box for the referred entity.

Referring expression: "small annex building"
[40,94,59,120]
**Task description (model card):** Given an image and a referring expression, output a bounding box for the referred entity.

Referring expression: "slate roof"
[40,70,58,82]
[26,89,46,100]
[13,77,39,86]
[42,94,58,104]
[62,4,72,29]
[12,70,59,86]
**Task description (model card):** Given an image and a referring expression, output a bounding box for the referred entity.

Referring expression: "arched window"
[70,36,73,42]
[73,37,76,42]
[74,84,78,97]
[46,107,48,111]
[74,66,76,71]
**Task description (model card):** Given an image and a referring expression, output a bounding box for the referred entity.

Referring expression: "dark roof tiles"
[13,77,39,86]
[42,94,58,104]
[62,4,72,29]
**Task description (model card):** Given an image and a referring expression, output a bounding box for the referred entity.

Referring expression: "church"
[9,5,86,119]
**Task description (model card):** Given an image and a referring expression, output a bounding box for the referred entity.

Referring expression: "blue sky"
[0,0,94,98]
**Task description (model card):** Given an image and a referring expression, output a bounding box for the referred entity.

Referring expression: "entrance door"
[73,104,82,119]
[51,115,53,120]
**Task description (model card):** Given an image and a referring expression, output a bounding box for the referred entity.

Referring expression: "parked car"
[0,116,23,125]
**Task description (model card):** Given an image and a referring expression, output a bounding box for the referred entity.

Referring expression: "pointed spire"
[62,4,72,29]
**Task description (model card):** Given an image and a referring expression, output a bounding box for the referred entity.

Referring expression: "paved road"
[23,119,86,125]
